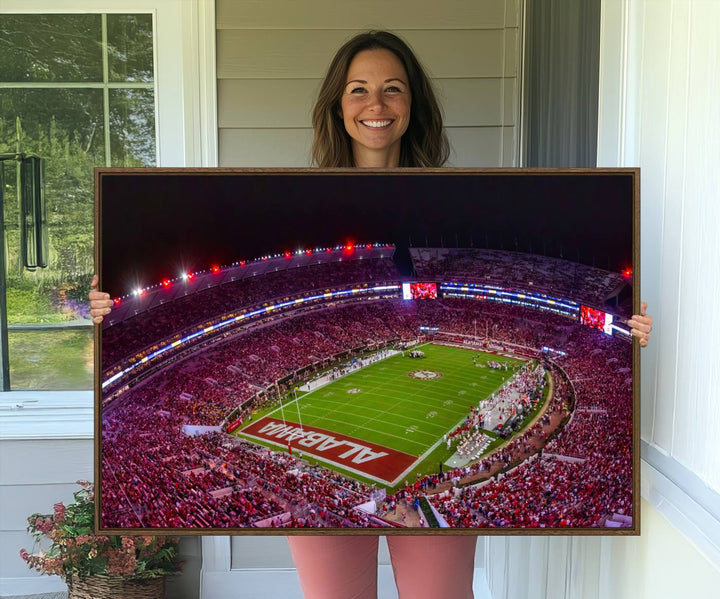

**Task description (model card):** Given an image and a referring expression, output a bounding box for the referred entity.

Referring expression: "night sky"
[98,170,635,298]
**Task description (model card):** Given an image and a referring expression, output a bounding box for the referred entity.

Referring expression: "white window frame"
[0,0,217,438]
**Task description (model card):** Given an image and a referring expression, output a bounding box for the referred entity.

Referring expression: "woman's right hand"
[627,301,652,348]
[89,274,113,324]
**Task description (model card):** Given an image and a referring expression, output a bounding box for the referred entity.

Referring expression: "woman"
[90,31,653,599]
[310,30,448,169]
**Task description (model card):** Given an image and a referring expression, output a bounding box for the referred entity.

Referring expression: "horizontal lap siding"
[219,128,314,166]
[217,0,521,168]
[218,30,509,79]
[0,439,93,580]
[216,0,515,30]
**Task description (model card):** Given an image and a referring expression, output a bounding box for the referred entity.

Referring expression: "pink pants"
[288,535,477,599]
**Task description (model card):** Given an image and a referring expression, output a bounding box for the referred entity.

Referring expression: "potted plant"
[20,481,182,599]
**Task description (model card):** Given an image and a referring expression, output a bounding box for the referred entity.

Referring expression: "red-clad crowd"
[102,405,381,528]
[101,249,632,529]
[424,325,632,528]
[103,257,400,366]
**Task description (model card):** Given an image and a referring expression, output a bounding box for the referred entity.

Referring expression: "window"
[0,13,156,389]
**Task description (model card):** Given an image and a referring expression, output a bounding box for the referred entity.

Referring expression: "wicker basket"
[67,575,164,599]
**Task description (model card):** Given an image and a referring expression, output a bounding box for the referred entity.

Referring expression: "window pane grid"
[1,13,156,390]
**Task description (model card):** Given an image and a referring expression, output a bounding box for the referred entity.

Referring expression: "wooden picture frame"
[95,168,640,535]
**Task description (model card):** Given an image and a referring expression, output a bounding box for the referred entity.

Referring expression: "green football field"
[258,343,525,459]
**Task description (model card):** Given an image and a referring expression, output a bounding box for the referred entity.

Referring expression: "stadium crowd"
[103,256,400,366]
[410,248,631,316]
[426,327,632,528]
[100,250,633,529]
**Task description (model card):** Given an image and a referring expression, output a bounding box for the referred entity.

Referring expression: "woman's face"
[340,48,411,167]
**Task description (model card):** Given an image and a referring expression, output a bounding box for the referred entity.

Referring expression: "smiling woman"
[340,49,412,167]
[311,30,448,168]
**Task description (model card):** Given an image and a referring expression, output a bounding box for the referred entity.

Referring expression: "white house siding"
[216,0,521,167]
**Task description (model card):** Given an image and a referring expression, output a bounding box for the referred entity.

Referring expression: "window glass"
[8,329,94,389]
[0,14,103,82]
[109,88,156,167]
[0,13,155,390]
[107,14,154,83]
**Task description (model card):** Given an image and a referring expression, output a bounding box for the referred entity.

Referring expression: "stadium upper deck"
[105,245,397,325]
[410,248,631,316]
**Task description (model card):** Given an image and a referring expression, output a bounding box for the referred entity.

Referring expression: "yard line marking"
[256,345,527,486]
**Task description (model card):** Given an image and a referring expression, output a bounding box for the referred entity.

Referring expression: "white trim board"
[641,442,720,568]
[0,392,93,440]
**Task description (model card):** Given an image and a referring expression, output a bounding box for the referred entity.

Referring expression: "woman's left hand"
[628,301,653,348]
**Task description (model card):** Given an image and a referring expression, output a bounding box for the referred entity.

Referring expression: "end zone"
[240,417,417,485]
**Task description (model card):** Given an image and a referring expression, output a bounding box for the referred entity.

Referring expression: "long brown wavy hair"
[311,31,449,167]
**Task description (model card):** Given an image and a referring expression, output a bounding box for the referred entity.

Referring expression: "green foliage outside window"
[0,13,155,389]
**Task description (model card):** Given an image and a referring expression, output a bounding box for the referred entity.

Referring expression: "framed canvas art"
[95,168,639,535]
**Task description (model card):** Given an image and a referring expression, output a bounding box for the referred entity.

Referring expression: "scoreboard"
[402,282,438,300]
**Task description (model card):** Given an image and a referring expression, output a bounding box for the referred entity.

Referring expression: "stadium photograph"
[96,169,638,533]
